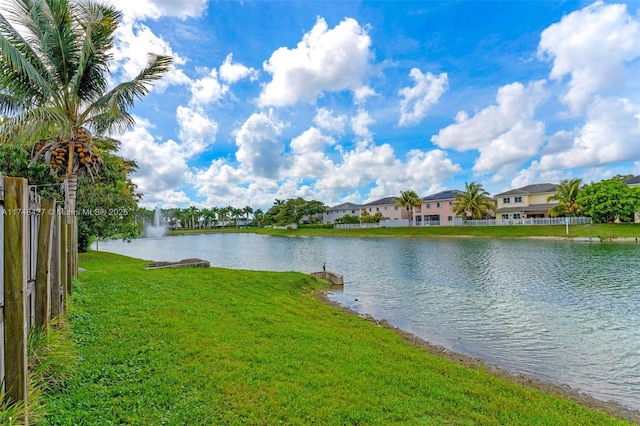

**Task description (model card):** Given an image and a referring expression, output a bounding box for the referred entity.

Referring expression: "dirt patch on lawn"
[316,290,640,424]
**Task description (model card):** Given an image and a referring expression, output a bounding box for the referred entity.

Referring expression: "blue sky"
[100,0,640,209]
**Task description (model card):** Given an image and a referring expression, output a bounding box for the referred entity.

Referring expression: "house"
[361,197,408,221]
[494,183,558,221]
[323,197,410,224]
[417,190,464,226]
[323,202,363,224]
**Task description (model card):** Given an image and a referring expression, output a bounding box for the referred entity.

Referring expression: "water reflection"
[96,234,640,411]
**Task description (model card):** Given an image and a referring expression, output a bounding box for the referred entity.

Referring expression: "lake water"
[95,233,640,412]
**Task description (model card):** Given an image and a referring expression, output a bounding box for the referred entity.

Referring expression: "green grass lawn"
[38,252,635,425]
[170,223,640,240]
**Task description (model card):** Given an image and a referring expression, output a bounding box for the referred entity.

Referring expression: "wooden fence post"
[50,209,63,316]
[60,217,69,296]
[66,218,73,294]
[2,177,29,407]
[35,198,55,329]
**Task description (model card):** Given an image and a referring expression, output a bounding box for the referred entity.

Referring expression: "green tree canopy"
[453,182,494,220]
[577,179,640,223]
[264,198,327,226]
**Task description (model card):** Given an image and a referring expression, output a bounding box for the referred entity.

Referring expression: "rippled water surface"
[97,234,640,411]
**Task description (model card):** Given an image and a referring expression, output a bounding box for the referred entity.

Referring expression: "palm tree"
[231,206,243,227]
[547,178,583,217]
[253,208,264,227]
[187,205,199,229]
[221,206,232,227]
[243,205,254,222]
[394,190,422,225]
[0,0,172,214]
[453,181,494,220]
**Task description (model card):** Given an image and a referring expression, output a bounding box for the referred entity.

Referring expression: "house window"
[514,196,522,203]
[513,213,521,219]
[351,210,355,214]
[369,208,372,212]
[502,214,509,220]
[426,203,431,208]
[447,216,453,221]
[503,197,511,204]
[425,214,440,223]
[436,202,441,208]
[376,207,379,212]
[449,201,452,206]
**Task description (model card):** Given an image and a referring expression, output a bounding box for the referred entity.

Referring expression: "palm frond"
[82,54,173,134]
[0,10,58,106]
[69,1,120,105]
[41,0,79,94]
[0,106,68,145]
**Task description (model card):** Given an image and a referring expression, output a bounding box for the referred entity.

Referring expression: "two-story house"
[323,197,410,224]
[361,197,407,221]
[417,190,464,226]
[494,183,558,221]
[323,202,363,224]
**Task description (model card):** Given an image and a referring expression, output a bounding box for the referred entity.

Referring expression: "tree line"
[147,198,329,230]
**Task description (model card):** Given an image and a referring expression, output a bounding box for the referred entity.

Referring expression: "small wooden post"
[50,210,63,316]
[66,219,73,293]
[72,215,78,278]
[60,217,69,296]
[3,177,29,407]
[35,198,55,329]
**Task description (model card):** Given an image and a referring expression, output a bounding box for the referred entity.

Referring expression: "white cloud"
[193,159,251,200]
[286,127,336,179]
[141,189,192,209]
[398,68,448,127]
[351,109,374,142]
[313,108,348,134]
[176,106,218,156]
[107,0,207,21]
[404,149,461,186]
[189,55,260,106]
[538,1,640,114]
[534,97,640,170]
[315,143,397,193]
[234,112,285,179]
[353,86,377,104]
[116,117,191,197]
[431,80,547,175]
[219,53,259,84]
[189,68,227,106]
[111,21,190,91]
[290,127,335,153]
[259,17,372,106]
[473,120,545,175]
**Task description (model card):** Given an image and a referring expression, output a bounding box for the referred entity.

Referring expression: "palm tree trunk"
[64,172,78,216]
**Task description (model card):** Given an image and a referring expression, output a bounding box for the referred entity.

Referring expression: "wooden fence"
[1,175,76,412]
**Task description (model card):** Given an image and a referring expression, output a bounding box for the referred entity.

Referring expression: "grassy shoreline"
[169,223,640,240]
[35,251,637,424]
